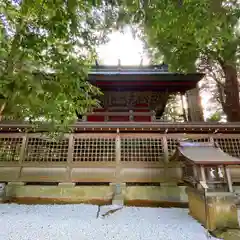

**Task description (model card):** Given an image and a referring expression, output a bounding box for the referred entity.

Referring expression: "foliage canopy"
[0,0,110,130]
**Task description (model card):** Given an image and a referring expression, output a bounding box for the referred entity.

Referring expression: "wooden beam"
[225,166,233,192]
[200,166,206,182]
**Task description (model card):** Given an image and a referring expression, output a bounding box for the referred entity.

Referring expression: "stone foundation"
[4,182,240,211]
[3,182,187,206]
[186,187,239,231]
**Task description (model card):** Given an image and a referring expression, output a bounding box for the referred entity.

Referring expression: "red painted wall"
[86,104,152,122]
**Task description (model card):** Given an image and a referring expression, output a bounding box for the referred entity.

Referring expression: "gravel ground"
[0,204,220,240]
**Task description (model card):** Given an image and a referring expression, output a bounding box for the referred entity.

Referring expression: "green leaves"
[206,112,222,122]
[117,0,239,72]
[0,0,107,131]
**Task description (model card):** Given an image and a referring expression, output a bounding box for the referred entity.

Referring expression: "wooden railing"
[82,111,156,121]
[0,131,240,183]
[1,121,240,133]
[84,111,155,116]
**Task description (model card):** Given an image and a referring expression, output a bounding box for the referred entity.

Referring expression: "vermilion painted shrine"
[81,64,203,122]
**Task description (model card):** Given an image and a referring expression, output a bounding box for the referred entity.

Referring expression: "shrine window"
[204,166,225,182]
[204,165,228,192]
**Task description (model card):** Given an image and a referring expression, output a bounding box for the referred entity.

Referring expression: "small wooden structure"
[172,142,240,231]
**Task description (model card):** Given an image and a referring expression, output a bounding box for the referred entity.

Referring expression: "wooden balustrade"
[0,131,239,183]
[82,110,156,122]
[84,111,155,116]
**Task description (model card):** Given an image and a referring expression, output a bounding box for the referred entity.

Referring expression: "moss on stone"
[212,229,240,240]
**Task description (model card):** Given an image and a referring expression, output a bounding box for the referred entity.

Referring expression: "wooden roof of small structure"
[171,142,240,165]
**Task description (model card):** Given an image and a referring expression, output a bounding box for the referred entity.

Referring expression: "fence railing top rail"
[0,121,240,133]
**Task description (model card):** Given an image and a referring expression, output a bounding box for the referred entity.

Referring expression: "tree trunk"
[216,82,225,108]
[221,63,240,122]
[186,86,204,122]
[0,102,6,121]
[180,94,188,122]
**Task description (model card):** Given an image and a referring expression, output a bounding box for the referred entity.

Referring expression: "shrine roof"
[174,142,240,165]
[88,64,204,92]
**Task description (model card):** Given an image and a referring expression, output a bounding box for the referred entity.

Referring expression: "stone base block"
[186,187,239,231]
[110,183,126,205]
[0,183,7,202]
[112,193,124,206]
[8,182,26,186]
[109,183,126,194]
[58,183,76,188]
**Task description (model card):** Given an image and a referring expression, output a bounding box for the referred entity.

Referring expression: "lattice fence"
[121,137,164,162]
[24,136,69,162]
[213,137,240,158]
[0,134,239,164]
[0,136,22,162]
[73,137,115,162]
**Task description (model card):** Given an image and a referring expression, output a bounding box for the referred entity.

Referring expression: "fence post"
[18,134,28,179]
[111,129,126,205]
[19,134,27,164]
[225,166,233,193]
[67,134,74,182]
[209,136,215,144]
[162,136,169,163]
[115,129,121,183]
[129,110,134,121]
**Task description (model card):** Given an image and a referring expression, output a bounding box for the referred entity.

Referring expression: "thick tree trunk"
[186,86,204,122]
[216,82,225,108]
[221,63,240,122]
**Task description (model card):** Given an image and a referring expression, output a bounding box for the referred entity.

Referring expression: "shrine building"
[78,64,204,123]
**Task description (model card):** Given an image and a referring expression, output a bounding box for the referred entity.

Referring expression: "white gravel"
[0,204,220,240]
